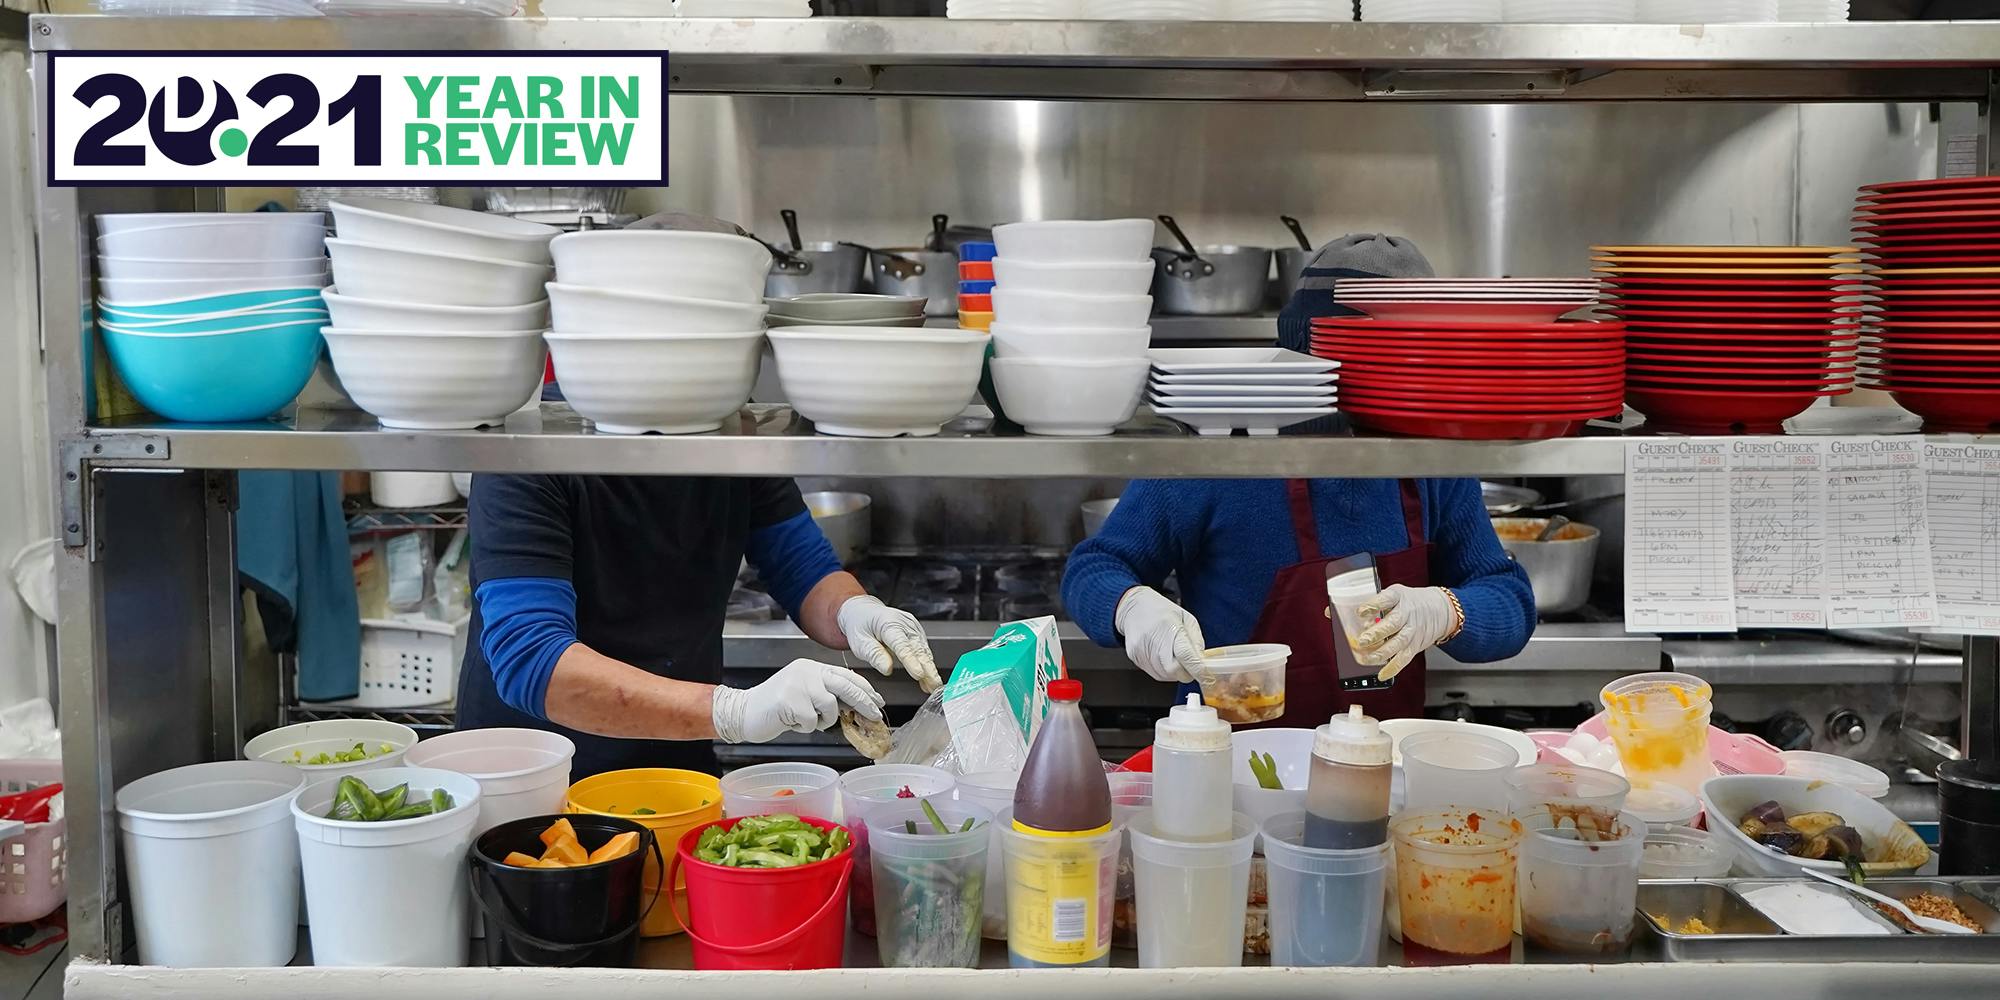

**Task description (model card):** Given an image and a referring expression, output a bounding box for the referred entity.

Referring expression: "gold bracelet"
[1440,587,1466,643]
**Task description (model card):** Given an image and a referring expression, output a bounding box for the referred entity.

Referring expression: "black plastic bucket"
[470,814,661,968]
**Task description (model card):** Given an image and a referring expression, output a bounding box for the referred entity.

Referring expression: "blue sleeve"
[1059,481,1204,648]
[475,576,579,720]
[1424,479,1537,663]
[744,510,842,621]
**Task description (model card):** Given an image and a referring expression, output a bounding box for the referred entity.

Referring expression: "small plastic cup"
[1637,824,1734,879]
[1260,811,1389,968]
[839,764,957,936]
[997,806,1123,969]
[1128,810,1259,969]
[1195,643,1290,725]
[1392,808,1522,965]
[1107,771,1153,950]
[1623,783,1702,832]
[720,762,839,823]
[954,769,1021,940]
[1400,731,1517,812]
[1327,564,1388,667]
[1503,764,1630,838]
[1517,807,1645,955]
[866,801,993,968]
[1599,672,1714,794]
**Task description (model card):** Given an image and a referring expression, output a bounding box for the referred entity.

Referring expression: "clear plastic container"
[1128,810,1259,968]
[1624,783,1702,831]
[720,762,839,822]
[1392,808,1522,965]
[1600,672,1714,794]
[1780,750,1891,799]
[1260,811,1389,967]
[1399,731,1516,812]
[1502,763,1630,839]
[1327,563,1389,667]
[954,769,1021,940]
[998,806,1122,969]
[840,764,957,937]
[1107,771,1152,950]
[1637,824,1734,879]
[1195,644,1290,724]
[866,800,993,968]
[1517,806,1645,955]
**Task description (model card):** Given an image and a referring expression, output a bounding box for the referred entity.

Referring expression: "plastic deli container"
[954,768,1022,940]
[243,718,417,782]
[866,800,994,968]
[1637,824,1734,879]
[293,766,484,967]
[997,805,1123,969]
[1599,671,1715,794]
[1503,763,1630,839]
[1624,783,1703,832]
[1391,808,1522,965]
[469,814,656,968]
[404,728,576,937]
[670,816,854,971]
[1107,771,1153,949]
[1260,811,1389,968]
[839,764,956,937]
[1780,750,1891,799]
[1195,643,1290,725]
[115,761,307,967]
[1399,731,1517,812]
[1517,806,1645,955]
[1128,809,1259,969]
[721,761,840,821]
[565,767,722,938]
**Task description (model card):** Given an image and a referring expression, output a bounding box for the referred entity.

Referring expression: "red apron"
[1245,478,1434,726]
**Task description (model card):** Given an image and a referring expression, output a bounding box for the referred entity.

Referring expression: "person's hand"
[711,658,885,744]
[836,596,942,693]
[1354,585,1463,682]
[1114,587,1210,684]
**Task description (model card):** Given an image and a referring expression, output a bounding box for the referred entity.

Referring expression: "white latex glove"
[711,658,885,744]
[836,595,942,693]
[1353,584,1463,682]
[1114,587,1210,684]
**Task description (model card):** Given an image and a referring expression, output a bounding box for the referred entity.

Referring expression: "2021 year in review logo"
[47,52,668,186]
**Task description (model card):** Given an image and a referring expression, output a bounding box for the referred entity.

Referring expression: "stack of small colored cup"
[959,241,996,331]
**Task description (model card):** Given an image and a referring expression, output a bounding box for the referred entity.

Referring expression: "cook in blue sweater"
[1061,477,1534,723]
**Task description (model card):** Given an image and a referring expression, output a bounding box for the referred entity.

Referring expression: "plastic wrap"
[881,617,1062,775]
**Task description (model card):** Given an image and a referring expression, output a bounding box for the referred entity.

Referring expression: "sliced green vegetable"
[431,788,452,813]
[632,807,657,816]
[376,783,409,816]
[1247,750,1284,791]
[920,797,951,835]
[693,814,849,868]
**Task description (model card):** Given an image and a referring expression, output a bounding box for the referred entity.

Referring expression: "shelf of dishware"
[27,16,2000,103]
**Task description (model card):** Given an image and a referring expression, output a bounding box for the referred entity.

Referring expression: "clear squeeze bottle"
[1009,678,1115,969]
[1152,693,1233,842]
[1303,704,1393,849]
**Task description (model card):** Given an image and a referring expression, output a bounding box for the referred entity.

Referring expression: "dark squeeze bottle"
[1303,705,1393,849]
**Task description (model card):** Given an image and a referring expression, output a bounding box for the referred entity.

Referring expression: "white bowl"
[326,238,552,308]
[992,287,1153,328]
[1231,728,1316,832]
[1698,774,1931,877]
[551,230,772,303]
[98,220,326,261]
[989,323,1151,361]
[97,273,331,303]
[95,211,326,236]
[320,328,547,430]
[323,287,548,333]
[992,258,1155,296]
[989,356,1150,436]
[763,293,928,322]
[1377,718,1539,767]
[545,330,764,435]
[329,197,559,265]
[993,219,1155,263]
[546,282,768,335]
[97,255,327,281]
[766,327,987,437]
[767,314,928,329]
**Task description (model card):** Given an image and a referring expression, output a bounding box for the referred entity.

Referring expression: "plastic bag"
[881,617,1062,775]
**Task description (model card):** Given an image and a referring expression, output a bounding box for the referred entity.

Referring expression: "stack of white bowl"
[322,199,557,430]
[989,219,1156,436]
[94,212,331,422]
[545,230,772,435]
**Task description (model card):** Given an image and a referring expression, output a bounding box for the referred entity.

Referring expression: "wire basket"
[353,617,468,709]
[0,759,66,926]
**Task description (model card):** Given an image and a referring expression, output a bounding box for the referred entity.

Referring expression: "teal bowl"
[98,306,328,335]
[95,286,327,320]
[100,318,323,422]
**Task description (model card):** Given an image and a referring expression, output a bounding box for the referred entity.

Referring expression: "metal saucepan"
[1152,215,1273,316]
[1480,482,1544,516]
[763,208,867,297]
[1275,215,1313,306]
[1490,516,1600,616]
[869,246,959,317]
[804,491,872,567]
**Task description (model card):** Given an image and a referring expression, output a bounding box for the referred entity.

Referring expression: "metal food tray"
[1638,877,2000,962]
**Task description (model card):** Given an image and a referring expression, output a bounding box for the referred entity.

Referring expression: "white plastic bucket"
[115,761,306,967]
[293,766,483,967]
[245,718,418,782]
[403,728,574,937]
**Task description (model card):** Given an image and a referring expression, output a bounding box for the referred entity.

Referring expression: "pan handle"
[780,208,803,252]
[1280,215,1313,252]
[1156,215,1212,278]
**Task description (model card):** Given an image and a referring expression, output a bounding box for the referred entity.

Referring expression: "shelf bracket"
[1362,69,1569,100]
[59,433,172,551]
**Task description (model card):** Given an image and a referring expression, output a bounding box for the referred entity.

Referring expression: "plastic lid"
[1157,693,1231,751]
[1314,705,1392,766]
[1047,678,1083,702]
[1780,750,1890,799]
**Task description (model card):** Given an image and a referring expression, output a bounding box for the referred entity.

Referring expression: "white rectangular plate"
[1153,405,1338,436]
[1146,347,1338,374]
[1148,392,1339,408]
[1146,381,1337,396]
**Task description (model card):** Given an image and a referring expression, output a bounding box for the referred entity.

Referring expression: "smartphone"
[1325,554,1396,692]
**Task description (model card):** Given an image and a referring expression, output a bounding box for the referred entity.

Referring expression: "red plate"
[1857,196,2000,215]
[1627,371,1852,388]
[1863,242,2000,255]
[1627,360,1855,376]
[1628,343,1859,358]
[1309,340,1625,359]
[1340,406,1591,441]
[1621,319,1861,333]
[1857,369,2000,387]
[1599,275,1863,289]
[1341,386,1625,408]
[1870,319,2000,330]
[1309,317,1619,333]
[1307,327,1621,344]
[1860,337,2000,351]
[1336,371,1624,393]
[1851,209,2000,226]
[1879,388,2000,432]
[1610,308,1864,322]
[1855,229,2000,243]
[1330,357,1623,376]
[1628,355,1857,371]
[1337,394,1621,416]
[1311,348,1626,369]
[1861,255,2000,267]
[1627,385,1841,433]
[1603,292,1869,306]
[1859,177,2000,196]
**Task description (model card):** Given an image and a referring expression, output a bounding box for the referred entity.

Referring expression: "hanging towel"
[236,471,361,702]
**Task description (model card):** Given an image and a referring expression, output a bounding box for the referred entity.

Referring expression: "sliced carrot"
[531,858,571,869]
[502,851,543,868]
[588,831,641,864]
[539,817,577,849]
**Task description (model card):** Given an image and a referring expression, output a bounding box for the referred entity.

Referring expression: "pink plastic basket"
[0,759,66,925]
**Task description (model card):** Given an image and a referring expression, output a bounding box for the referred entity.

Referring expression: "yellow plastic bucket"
[566,768,723,937]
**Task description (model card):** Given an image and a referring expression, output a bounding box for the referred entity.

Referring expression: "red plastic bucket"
[668,816,852,971]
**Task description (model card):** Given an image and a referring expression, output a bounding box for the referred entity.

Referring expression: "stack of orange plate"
[1594,245,1864,433]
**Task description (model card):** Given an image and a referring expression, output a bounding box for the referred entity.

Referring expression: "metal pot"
[1081,497,1118,538]
[1491,517,1600,616]
[869,247,958,317]
[804,491,872,566]
[1152,244,1275,315]
[766,241,867,298]
[1275,246,1311,307]
[1480,482,1544,516]
[475,187,628,214]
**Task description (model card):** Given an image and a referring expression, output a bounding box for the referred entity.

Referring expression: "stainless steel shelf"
[29,17,2000,103]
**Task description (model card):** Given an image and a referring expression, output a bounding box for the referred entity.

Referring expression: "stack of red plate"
[1852,177,2000,431]
[1595,245,1864,433]
[1306,317,1624,439]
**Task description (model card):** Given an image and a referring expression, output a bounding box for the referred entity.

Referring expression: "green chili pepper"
[376,783,409,816]
[1248,750,1284,791]
[384,802,435,821]
[431,788,452,814]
